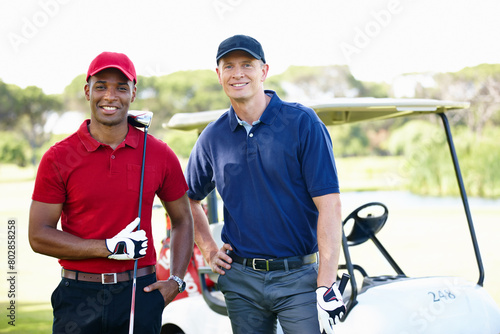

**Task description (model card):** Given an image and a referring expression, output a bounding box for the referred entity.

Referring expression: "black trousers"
[51,273,164,334]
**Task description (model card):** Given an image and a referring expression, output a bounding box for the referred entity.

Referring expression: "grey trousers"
[217,261,320,334]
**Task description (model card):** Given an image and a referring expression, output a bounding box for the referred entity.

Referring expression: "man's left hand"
[144,279,180,307]
[316,282,346,334]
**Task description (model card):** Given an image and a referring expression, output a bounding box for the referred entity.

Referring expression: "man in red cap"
[29,51,193,333]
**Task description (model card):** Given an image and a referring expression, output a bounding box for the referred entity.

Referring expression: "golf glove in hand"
[316,282,346,334]
[105,218,148,260]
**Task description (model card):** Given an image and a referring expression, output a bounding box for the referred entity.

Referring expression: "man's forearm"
[30,225,110,259]
[317,220,342,286]
[189,199,220,264]
[29,200,111,260]
[315,193,342,287]
[169,216,194,278]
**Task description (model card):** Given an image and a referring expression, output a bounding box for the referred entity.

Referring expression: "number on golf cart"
[428,290,456,302]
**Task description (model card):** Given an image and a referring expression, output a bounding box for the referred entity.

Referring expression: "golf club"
[127,110,153,334]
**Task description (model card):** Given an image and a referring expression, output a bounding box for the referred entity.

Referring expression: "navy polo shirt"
[186,90,339,259]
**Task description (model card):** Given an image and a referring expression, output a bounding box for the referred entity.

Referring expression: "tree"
[0,80,22,129]
[269,65,358,100]
[133,70,230,132]
[424,64,500,135]
[62,74,88,113]
[16,86,62,165]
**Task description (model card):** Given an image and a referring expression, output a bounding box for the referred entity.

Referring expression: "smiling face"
[216,50,269,104]
[84,68,136,127]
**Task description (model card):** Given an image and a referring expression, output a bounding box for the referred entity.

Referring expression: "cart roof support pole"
[439,113,484,286]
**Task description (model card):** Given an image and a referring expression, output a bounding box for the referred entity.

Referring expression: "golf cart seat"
[343,202,388,246]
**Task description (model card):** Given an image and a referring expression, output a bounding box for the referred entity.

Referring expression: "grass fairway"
[336,156,404,191]
[0,303,52,333]
[1,160,499,331]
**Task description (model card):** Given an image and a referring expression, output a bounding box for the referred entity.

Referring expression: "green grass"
[0,303,52,333]
[0,164,36,183]
[1,158,499,332]
[336,156,405,191]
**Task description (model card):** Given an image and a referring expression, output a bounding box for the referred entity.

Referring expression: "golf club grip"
[338,273,350,294]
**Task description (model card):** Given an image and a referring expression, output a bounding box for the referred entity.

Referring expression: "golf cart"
[158,98,500,333]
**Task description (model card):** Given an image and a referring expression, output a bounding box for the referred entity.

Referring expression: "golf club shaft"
[129,125,149,334]
[137,126,148,223]
[128,263,138,334]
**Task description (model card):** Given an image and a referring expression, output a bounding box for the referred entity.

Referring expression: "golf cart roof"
[166,98,470,132]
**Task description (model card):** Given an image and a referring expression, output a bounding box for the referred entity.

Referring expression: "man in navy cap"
[186,35,346,333]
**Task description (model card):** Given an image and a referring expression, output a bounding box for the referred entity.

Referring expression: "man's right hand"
[105,218,148,260]
[209,243,233,275]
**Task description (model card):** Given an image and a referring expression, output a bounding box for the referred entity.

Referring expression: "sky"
[1,0,500,95]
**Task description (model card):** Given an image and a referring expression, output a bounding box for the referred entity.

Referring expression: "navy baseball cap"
[216,35,266,64]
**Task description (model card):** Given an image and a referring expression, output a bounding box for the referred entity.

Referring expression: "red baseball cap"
[86,52,137,84]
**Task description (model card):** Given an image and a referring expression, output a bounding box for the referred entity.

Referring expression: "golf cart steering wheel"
[343,202,388,246]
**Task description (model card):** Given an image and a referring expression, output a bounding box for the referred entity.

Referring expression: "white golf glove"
[316,282,346,334]
[105,218,148,260]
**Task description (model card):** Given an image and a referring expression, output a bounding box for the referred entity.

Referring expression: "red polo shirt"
[32,120,188,273]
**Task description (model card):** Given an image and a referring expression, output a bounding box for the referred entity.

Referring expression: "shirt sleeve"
[156,144,189,202]
[301,120,340,197]
[185,134,216,201]
[32,147,67,204]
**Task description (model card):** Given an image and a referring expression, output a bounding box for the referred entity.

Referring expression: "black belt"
[229,252,317,271]
[61,265,155,284]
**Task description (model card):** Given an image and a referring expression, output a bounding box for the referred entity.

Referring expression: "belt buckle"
[252,258,270,271]
[102,273,117,284]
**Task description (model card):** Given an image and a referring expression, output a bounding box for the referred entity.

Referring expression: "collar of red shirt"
[76,119,141,152]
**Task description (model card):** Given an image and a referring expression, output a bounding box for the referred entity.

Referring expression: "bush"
[329,123,370,157]
[1,142,28,166]
[387,121,500,198]
[163,129,198,159]
[457,127,500,198]
[0,132,29,166]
